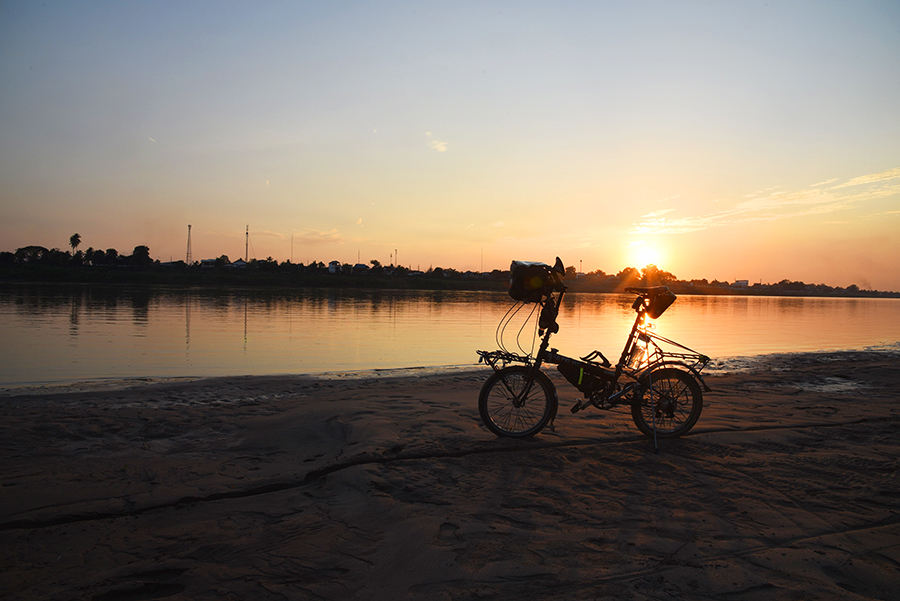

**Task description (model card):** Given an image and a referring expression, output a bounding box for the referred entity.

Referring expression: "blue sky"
[2,1,899,288]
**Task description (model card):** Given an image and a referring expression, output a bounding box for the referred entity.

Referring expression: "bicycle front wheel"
[631,367,702,438]
[478,366,557,438]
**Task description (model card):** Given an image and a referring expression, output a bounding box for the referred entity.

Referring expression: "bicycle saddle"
[624,286,669,296]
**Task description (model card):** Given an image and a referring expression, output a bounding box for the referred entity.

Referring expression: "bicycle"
[476,257,710,445]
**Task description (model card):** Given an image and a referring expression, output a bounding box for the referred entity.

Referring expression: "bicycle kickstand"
[649,371,659,453]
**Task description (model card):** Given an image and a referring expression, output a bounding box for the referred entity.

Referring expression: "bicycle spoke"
[479,367,555,437]
[632,368,702,438]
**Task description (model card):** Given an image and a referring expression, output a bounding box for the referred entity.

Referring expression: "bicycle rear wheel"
[631,367,702,438]
[478,366,557,438]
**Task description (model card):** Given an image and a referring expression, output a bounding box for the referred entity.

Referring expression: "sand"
[1,352,898,600]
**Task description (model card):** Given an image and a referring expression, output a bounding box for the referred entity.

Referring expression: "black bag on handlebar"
[646,290,676,319]
[509,260,553,303]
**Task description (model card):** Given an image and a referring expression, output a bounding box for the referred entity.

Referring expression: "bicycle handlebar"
[624,286,669,296]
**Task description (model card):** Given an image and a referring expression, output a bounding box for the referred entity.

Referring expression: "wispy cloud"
[742,186,781,199]
[630,167,900,235]
[293,229,343,244]
[242,229,287,239]
[425,131,447,152]
[492,221,505,227]
[831,167,900,189]
[642,209,674,218]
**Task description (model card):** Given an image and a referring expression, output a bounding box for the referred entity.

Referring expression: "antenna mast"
[245,225,249,262]
[186,225,192,265]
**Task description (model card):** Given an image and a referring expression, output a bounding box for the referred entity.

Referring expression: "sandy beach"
[1,352,898,600]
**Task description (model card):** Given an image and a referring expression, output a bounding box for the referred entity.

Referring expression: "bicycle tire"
[478,366,557,438]
[631,367,702,438]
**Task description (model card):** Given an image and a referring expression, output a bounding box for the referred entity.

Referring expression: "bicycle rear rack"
[628,330,711,391]
[477,349,532,372]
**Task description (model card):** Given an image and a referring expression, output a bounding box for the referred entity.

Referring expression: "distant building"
[328,260,341,274]
[353,263,370,273]
[200,259,216,268]
[733,280,749,288]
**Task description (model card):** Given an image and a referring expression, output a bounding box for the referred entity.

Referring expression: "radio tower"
[186,225,192,265]
[245,225,249,262]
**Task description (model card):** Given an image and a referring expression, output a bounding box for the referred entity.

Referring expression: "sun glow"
[629,241,666,270]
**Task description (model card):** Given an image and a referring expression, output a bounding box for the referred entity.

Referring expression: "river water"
[1,284,898,388]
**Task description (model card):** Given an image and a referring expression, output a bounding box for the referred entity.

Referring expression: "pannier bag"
[557,360,614,394]
[646,290,676,319]
[509,260,553,303]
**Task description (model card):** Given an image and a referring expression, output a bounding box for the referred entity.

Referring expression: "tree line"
[571,265,894,297]
[2,242,153,268]
[1,234,897,297]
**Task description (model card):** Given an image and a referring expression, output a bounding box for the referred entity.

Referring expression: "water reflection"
[1,284,899,387]
[185,295,191,353]
[68,292,80,336]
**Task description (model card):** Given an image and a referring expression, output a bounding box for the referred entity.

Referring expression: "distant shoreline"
[1,265,898,298]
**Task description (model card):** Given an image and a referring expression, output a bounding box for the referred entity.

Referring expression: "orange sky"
[2,2,899,290]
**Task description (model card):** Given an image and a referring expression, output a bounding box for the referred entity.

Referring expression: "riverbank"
[2,351,899,600]
[0,265,510,292]
[3,266,898,297]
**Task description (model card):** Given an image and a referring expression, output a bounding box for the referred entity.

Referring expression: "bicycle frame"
[477,286,710,414]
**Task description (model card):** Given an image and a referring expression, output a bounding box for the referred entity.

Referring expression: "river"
[1,284,898,388]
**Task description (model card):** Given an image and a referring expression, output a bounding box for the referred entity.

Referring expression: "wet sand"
[1,352,898,600]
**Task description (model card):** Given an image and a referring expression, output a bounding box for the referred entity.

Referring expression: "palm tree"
[69,233,81,254]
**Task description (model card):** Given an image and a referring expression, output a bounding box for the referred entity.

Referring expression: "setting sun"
[629,241,666,270]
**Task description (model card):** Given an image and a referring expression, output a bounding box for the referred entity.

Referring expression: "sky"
[2,1,899,290]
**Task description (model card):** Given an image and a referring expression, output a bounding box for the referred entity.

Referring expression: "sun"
[629,241,666,269]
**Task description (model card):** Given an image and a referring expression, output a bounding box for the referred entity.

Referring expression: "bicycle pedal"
[570,400,584,413]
